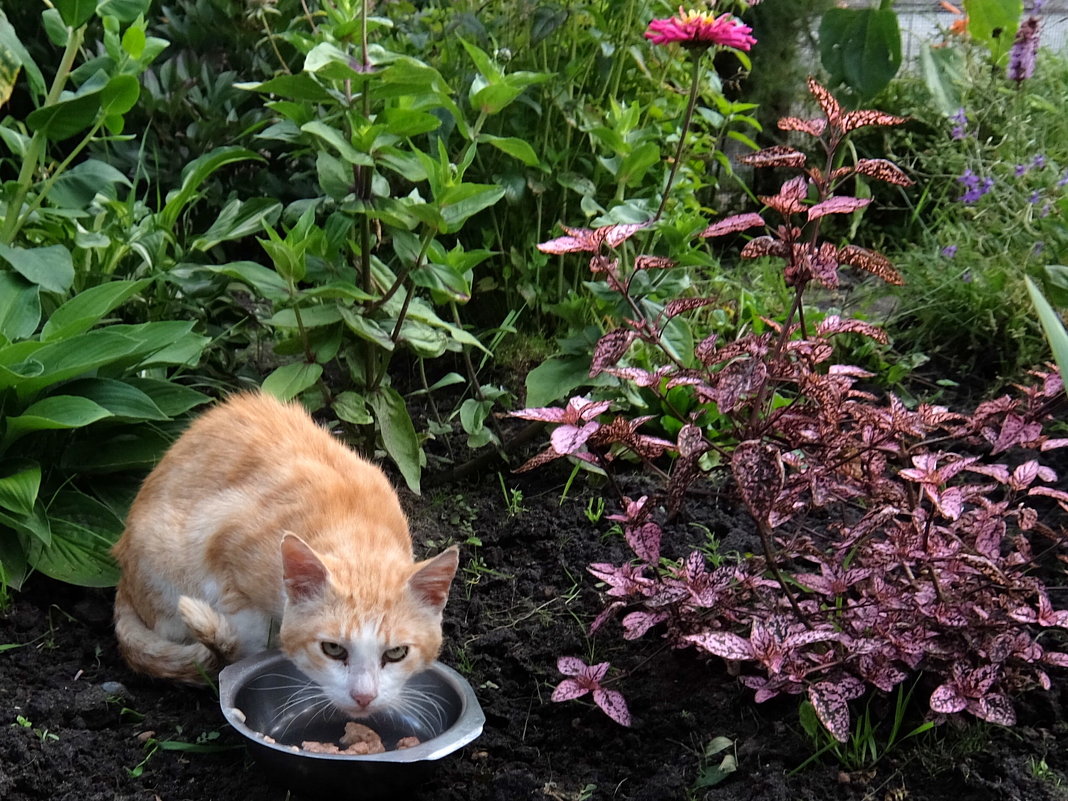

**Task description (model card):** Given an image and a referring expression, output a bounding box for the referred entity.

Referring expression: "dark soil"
[3,469,1068,801]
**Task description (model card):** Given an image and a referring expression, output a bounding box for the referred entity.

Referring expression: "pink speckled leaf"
[929,682,967,714]
[807,196,871,220]
[557,656,587,677]
[593,688,631,727]
[685,631,754,660]
[700,212,767,238]
[551,678,589,702]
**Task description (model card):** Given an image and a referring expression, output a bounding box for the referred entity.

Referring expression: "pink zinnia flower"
[644,7,757,51]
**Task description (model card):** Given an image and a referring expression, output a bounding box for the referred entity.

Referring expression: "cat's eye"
[321,641,348,661]
[382,645,409,664]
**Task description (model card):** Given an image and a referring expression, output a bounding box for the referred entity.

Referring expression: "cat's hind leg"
[114,585,223,683]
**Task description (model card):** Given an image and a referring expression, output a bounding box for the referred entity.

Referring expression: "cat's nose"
[350,690,377,708]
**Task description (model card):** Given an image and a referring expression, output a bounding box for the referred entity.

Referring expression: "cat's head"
[277,533,459,717]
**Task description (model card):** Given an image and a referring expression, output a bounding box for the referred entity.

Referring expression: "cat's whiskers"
[391,686,449,734]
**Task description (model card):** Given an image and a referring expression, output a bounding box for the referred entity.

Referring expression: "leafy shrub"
[516,80,1068,740]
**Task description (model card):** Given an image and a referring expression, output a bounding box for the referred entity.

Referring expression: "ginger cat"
[112,392,458,717]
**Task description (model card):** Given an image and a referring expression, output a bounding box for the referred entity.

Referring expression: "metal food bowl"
[219,650,485,798]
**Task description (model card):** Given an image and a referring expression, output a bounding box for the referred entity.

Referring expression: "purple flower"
[1032,154,1047,169]
[1030,190,1042,204]
[1015,164,1028,177]
[958,170,994,204]
[950,107,968,140]
[942,245,958,258]
[1058,171,1068,187]
[1008,17,1041,83]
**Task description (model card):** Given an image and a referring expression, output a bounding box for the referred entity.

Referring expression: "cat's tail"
[113,587,239,683]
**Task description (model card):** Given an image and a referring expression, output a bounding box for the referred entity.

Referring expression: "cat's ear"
[281,533,329,603]
[408,545,459,611]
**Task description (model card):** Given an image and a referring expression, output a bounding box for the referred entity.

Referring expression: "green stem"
[655,52,703,221]
[1,24,86,244]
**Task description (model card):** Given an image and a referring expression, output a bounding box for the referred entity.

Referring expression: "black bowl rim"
[218,650,485,764]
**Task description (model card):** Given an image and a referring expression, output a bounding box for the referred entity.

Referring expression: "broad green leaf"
[0,22,18,108]
[332,391,373,425]
[920,45,964,116]
[316,151,354,200]
[0,502,51,547]
[192,198,282,251]
[160,146,262,231]
[479,134,541,168]
[525,356,592,408]
[235,74,333,103]
[0,243,75,294]
[1026,277,1068,393]
[339,306,395,351]
[101,73,140,116]
[0,14,44,101]
[4,395,113,443]
[136,329,209,368]
[619,142,661,186]
[399,320,447,358]
[60,378,170,421]
[47,158,132,208]
[121,23,145,59]
[0,272,41,340]
[440,184,506,231]
[304,42,366,81]
[14,329,142,398]
[27,490,123,587]
[41,278,151,341]
[0,461,40,517]
[261,362,323,402]
[301,281,375,303]
[26,83,102,141]
[125,378,210,417]
[60,425,178,472]
[820,8,901,99]
[367,386,421,494]
[267,305,344,329]
[302,121,373,166]
[0,528,30,590]
[54,0,96,27]
[97,0,152,23]
[201,260,289,302]
[965,0,1022,62]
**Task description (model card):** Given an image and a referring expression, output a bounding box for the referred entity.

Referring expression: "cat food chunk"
[340,722,386,754]
[298,722,420,755]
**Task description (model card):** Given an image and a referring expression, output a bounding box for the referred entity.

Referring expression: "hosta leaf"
[60,378,170,421]
[0,271,41,340]
[4,395,113,443]
[26,490,123,587]
[0,243,75,294]
[0,461,40,517]
[40,279,151,342]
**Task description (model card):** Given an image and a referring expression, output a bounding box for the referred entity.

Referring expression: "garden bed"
[2,468,1067,801]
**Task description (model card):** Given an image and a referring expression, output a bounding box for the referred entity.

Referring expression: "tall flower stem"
[654,53,703,221]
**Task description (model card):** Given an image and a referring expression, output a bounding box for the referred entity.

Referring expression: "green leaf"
[479,134,541,168]
[25,80,103,141]
[59,378,170,421]
[1026,277,1068,393]
[0,272,41,340]
[332,391,373,425]
[0,502,51,548]
[54,0,96,28]
[101,73,140,116]
[160,146,262,231]
[367,386,421,494]
[96,0,152,23]
[261,362,323,402]
[27,490,123,587]
[47,158,131,209]
[267,305,344,329]
[302,121,373,166]
[0,528,30,590]
[41,279,151,342]
[0,461,40,517]
[440,184,506,232]
[398,319,447,358]
[965,0,1022,62]
[4,395,113,443]
[14,329,142,398]
[0,244,75,294]
[920,45,964,116]
[0,14,44,101]
[125,378,209,417]
[60,425,178,472]
[192,198,282,252]
[201,261,289,302]
[0,21,20,108]
[820,8,902,99]
[525,356,592,408]
[338,306,395,351]
[235,73,333,103]
[304,42,366,82]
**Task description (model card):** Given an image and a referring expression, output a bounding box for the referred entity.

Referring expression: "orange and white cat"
[112,392,458,718]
